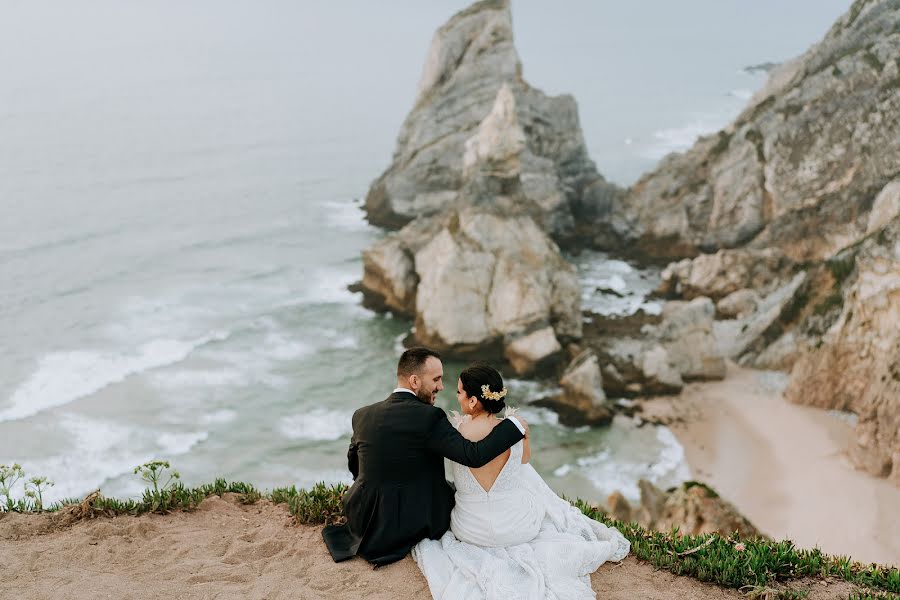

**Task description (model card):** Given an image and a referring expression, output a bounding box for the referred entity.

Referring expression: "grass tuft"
[826,253,857,284]
[813,292,844,316]
[681,480,720,498]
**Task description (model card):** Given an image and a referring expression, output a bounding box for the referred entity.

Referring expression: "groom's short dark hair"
[397,347,442,377]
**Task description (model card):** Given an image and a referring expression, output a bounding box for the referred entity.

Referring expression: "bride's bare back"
[458,416,530,493]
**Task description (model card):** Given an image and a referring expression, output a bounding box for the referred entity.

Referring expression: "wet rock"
[503,326,563,377]
[584,299,728,396]
[545,349,613,425]
[360,237,418,315]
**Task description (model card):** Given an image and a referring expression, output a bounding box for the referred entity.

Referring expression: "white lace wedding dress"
[412,415,630,600]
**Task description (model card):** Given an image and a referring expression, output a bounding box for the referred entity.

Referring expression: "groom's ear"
[408,373,419,390]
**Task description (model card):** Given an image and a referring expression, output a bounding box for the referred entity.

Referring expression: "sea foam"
[641,114,731,161]
[0,334,225,423]
[573,425,692,502]
[321,200,370,232]
[3,413,209,502]
[278,408,354,442]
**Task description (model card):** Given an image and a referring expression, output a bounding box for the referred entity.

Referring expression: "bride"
[412,363,630,600]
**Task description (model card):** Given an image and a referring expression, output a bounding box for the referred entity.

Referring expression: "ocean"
[0,0,850,504]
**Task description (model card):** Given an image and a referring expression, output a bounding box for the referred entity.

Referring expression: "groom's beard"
[416,389,436,405]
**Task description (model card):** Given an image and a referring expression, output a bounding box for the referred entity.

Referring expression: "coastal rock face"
[586,298,725,397]
[413,209,582,373]
[656,248,793,301]
[364,0,619,241]
[359,237,418,316]
[786,216,900,482]
[716,289,760,320]
[608,480,762,538]
[612,0,900,262]
[656,298,727,381]
[713,272,809,364]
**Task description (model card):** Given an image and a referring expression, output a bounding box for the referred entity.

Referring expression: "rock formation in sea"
[361,84,582,375]
[363,0,619,245]
[535,349,613,425]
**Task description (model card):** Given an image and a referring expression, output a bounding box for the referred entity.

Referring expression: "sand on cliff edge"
[0,493,749,600]
[643,361,900,566]
[2,492,881,599]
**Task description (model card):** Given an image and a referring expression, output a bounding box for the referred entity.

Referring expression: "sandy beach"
[2,492,874,600]
[644,362,900,566]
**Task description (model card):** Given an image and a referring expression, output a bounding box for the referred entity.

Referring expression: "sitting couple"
[323,347,629,599]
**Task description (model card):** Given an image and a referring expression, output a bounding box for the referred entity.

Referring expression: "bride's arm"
[502,410,531,464]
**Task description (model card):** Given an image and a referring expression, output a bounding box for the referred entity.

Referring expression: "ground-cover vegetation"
[2,463,896,599]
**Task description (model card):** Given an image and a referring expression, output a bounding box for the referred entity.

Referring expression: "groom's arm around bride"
[323,347,526,567]
[424,405,525,467]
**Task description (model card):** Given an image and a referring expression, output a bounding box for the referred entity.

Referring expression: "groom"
[322,347,527,566]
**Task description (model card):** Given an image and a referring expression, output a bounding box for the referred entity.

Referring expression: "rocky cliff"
[595,0,899,480]
[786,215,899,482]
[608,0,899,263]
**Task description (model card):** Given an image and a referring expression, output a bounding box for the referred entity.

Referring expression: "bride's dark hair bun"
[459,362,506,414]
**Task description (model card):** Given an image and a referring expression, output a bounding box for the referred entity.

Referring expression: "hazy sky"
[0,0,852,189]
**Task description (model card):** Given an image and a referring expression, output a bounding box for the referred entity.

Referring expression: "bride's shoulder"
[500,406,525,428]
[447,410,471,429]
[501,406,520,419]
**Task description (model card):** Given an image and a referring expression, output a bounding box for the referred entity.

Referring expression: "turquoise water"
[0,1,850,503]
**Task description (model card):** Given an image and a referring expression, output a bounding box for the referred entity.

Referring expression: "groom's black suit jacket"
[322,391,524,566]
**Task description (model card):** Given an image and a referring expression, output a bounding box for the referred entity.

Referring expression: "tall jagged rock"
[610,0,900,262]
[364,0,619,243]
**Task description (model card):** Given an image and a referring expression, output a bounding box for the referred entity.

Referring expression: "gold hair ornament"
[480,384,508,401]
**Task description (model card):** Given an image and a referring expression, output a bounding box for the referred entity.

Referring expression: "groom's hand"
[518,416,529,438]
